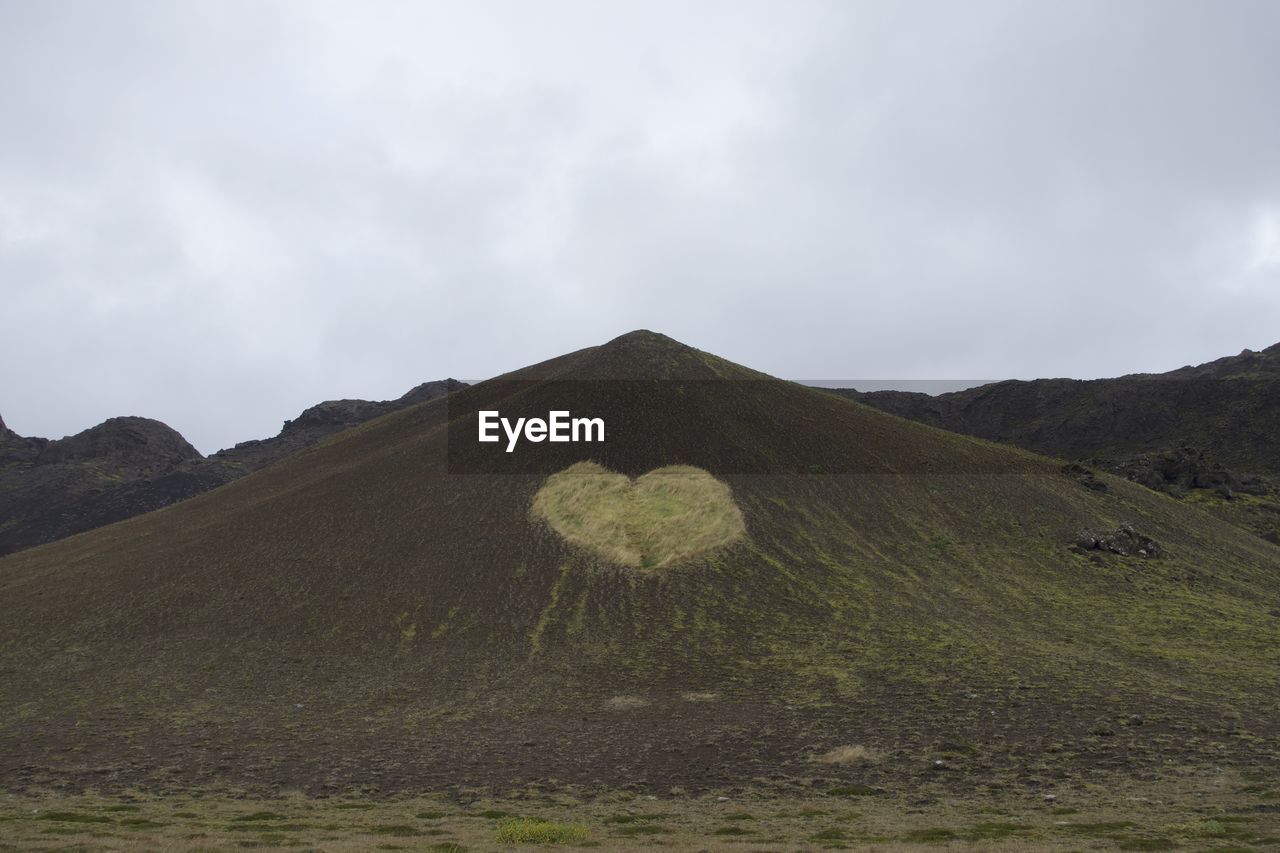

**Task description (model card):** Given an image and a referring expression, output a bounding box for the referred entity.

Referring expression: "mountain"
[210,379,466,471]
[0,379,465,556]
[2,331,1276,796]
[839,342,1280,543]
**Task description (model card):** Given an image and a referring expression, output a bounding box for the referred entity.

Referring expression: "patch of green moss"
[967,821,1027,839]
[369,824,424,836]
[713,825,754,835]
[495,818,587,844]
[612,824,673,836]
[35,811,113,823]
[903,827,956,842]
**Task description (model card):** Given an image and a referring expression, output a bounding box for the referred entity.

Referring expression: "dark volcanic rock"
[36,417,201,474]
[838,342,1280,479]
[0,417,239,557]
[0,412,48,465]
[835,344,1280,546]
[0,379,465,557]
[1101,446,1270,499]
[1073,524,1162,558]
[213,379,466,472]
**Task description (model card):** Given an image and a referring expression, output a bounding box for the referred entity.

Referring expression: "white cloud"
[1,0,1279,450]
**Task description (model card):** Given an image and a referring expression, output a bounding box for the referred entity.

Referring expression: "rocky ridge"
[0,379,465,556]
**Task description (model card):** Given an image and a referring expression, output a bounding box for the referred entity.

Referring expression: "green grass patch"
[1169,818,1230,838]
[35,811,113,823]
[612,824,673,836]
[713,825,755,835]
[903,827,956,842]
[826,784,879,797]
[369,824,425,836]
[495,817,588,844]
[231,811,286,822]
[1062,820,1135,835]
[968,821,1026,839]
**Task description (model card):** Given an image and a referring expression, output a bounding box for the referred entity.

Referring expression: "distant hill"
[0,379,465,556]
[836,343,1280,543]
[2,331,1276,795]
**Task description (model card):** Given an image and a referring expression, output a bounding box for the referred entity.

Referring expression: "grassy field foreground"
[1,769,1278,852]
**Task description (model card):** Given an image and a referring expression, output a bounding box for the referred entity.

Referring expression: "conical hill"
[2,331,1277,793]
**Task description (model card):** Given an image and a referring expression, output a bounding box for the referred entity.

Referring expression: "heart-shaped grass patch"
[531,461,746,569]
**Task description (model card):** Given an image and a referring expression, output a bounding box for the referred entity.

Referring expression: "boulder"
[1073,524,1161,558]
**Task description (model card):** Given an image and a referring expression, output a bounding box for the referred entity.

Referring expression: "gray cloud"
[2,0,1278,452]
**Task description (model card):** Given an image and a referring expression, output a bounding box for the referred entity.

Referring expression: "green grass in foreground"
[2,769,1278,851]
[496,817,588,843]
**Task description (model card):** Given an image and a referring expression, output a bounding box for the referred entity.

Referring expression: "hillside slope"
[842,343,1280,543]
[1,331,1277,796]
[0,380,464,556]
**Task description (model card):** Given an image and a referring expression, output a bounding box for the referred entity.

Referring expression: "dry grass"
[681,691,720,702]
[605,694,650,710]
[814,744,883,764]
[531,461,746,569]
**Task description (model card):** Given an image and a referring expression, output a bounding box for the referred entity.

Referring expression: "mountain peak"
[508,330,757,382]
[37,416,201,470]
[603,329,675,347]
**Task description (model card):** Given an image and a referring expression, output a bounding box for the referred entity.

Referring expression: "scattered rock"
[1073,524,1161,558]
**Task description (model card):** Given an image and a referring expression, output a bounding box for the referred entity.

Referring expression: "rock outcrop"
[1073,524,1162,558]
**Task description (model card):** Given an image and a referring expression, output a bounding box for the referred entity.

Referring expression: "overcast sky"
[3,0,1279,453]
